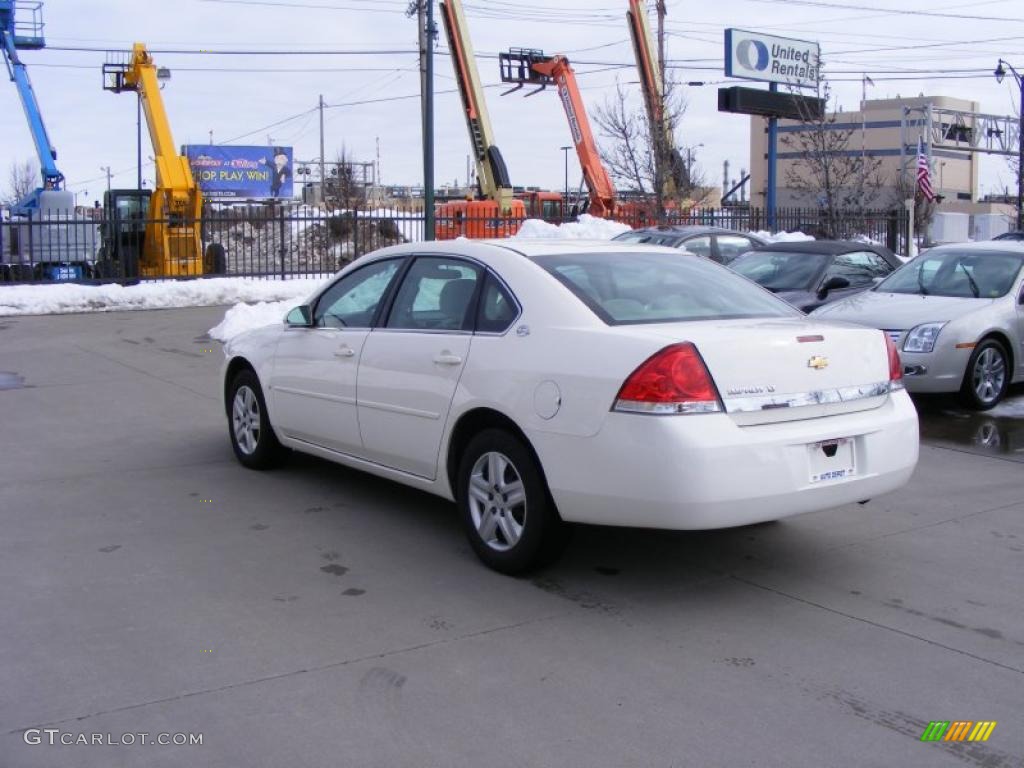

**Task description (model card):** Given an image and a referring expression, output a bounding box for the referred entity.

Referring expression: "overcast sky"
[2,0,1023,204]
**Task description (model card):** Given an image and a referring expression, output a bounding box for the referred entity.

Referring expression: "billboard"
[183,145,294,200]
[724,29,820,89]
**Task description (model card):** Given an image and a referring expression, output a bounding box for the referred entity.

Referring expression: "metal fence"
[0,205,910,283]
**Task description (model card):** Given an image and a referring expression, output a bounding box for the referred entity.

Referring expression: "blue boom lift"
[1,1,64,210]
[1,1,93,280]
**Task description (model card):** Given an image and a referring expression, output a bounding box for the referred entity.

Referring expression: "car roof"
[617,225,759,237]
[484,238,682,259]
[752,240,888,255]
[928,240,1024,254]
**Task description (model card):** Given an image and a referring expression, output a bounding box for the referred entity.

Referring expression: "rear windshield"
[534,251,800,325]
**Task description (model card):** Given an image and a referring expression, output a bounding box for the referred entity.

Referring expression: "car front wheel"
[227,368,282,468]
[960,339,1009,410]
[457,429,568,574]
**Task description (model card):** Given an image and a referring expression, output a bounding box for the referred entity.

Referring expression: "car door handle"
[334,346,356,359]
[433,353,463,366]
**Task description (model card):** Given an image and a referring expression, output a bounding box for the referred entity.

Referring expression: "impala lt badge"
[808,356,829,370]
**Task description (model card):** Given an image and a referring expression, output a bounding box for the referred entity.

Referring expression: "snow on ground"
[209,299,300,342]
[750,230,816,244]
[0,277,325,318]
[514,214,632,240]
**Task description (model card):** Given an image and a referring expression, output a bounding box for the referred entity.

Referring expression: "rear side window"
[386,257,481,331]
[716,235,759,264]
[476,273,518,333]
[534,251,799,325]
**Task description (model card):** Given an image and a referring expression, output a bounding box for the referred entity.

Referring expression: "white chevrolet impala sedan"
[222,240,919,573]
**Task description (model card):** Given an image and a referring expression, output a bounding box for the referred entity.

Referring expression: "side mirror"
[818,275,851,299]
[286,305,313,327]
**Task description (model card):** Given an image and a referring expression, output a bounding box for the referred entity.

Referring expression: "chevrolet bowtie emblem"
[808,356,829,370]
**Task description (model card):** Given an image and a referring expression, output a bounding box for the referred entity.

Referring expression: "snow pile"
[0,277,324,317]
[751,230,816,244]
[514,214,632,240]
[209,299,299,342]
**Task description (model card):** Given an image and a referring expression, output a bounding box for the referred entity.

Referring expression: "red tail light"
[884,333,904,389]
[613,343,722,414]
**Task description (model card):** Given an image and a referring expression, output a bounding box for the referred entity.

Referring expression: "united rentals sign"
[724,29,820,89]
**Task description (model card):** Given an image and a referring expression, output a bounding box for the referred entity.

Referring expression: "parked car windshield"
[876,249,1024,299]
[731,250,830,292]
[534,251,800,325]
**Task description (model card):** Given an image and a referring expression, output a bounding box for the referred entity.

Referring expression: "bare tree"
[780,71,885,237]
[323,145,364,210]
[594,81,708,220]
[4,159,37,207]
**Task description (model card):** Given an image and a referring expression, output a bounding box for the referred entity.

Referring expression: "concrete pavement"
[0,307,1021,767]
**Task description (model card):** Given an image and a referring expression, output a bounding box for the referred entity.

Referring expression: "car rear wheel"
[959,339,1009,410]
[227,369,282,468]
[457,429,568,574]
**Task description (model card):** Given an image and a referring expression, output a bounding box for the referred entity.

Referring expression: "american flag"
[916,137,936,202]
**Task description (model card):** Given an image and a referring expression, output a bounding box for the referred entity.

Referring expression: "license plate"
[808,437,855,483]
[51,266,81,281]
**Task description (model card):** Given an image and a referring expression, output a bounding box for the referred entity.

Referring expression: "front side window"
[681,235,712,259]
[386,257,481,331]
[716,235,759,264]
[314,258,402,328]
[878,250,1024,298]
[535,251,799,325]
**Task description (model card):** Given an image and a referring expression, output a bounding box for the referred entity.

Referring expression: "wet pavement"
[915,385,1024,463]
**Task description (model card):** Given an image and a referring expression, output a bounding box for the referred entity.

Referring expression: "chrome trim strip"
[723,381,892,413]
[357,398,440,420]
[271,385,356,406]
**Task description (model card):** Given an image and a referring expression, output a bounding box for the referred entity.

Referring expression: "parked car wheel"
[227,368,282,468]
[457,429,568,574]
[959,339,1009,410]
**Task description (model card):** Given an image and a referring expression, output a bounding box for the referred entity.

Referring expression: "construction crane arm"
[439,0,515,209]
[1,0,64,205]
[119,43,196,197]
[627,0,683,199]
[499,49,616,218]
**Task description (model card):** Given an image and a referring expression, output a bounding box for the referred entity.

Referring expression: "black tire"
[958,338,1010,411]
[205,243,226,275]
[456,428,569,574]
[226,368,282,469]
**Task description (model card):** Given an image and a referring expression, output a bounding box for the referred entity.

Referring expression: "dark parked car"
[730,241,903,312]
[993,231,1024,242]
[612,226,765,265]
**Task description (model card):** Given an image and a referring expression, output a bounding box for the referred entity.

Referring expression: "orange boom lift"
[499,48,619,220]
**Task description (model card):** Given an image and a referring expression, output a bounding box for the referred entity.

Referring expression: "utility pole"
[319,94,326,206]
[209,129,213,145]
[424,2,435,239]
[656,0,666,91]
[100,165,112,193]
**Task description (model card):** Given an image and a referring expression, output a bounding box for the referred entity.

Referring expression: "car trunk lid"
[640,318,893,425]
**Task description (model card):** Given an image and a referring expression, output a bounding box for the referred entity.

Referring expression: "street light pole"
[995,59,1024,230]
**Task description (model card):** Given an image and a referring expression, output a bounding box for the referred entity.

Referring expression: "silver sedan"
[812,242,1024,409]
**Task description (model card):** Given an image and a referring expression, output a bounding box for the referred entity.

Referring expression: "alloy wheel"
[468,451,527,552]
[232,385,261,455]
[972,347,1006,405]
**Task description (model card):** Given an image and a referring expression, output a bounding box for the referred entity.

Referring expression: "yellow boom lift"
[99,44,221,277]
[627,0,685,204]
[436,0,526,238]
